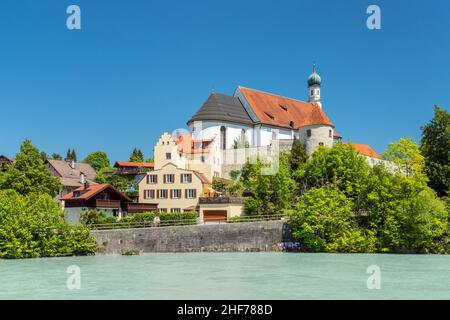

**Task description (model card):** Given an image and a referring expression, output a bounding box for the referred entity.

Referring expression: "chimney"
[80,173,86,184]
[84,180,90,190]
[70,160,76,169]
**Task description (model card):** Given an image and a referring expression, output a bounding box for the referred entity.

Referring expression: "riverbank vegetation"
[0,140,97,259]
[227,106,450,253]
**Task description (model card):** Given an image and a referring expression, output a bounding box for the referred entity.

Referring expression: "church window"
[329,130,332,138]
[319,142,324,146]
[307,129,311,137]
[220,126,226,150]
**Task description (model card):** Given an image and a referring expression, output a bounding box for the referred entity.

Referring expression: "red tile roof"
[239,86,334,129]
[343,142,381,159]
[333,130,342,139]
[61,183,132,202]
[114,161,154,168]
[194,171,211,185]
[174,134,213,154]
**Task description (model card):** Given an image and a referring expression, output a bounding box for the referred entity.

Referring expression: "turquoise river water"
[0,253,449,299]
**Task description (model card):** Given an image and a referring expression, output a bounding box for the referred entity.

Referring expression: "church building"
[187,67,347,157]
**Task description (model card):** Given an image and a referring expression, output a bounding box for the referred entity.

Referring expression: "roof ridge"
[238,86,310,105]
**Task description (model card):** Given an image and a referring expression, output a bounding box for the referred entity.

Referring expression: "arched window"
[220,126,226,150]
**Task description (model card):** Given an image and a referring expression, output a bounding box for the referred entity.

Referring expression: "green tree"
[146,156,154,163]
[0,140,61,197]
[289,187,376,253]
[66,148,77,162]
[289,141,307,171]
[297,142,371,204]
[51,153,62,160]
[383,137,425,178]
[71,149,77,162]
[0,189,96,258]
[241,154,295,215]
[420,106,450,197]
[83,151,110,171]
[95,167,132,193]
[404,188,448,253]
[129,148,144,163]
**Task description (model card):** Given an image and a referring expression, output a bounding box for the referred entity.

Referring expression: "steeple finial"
[312,62,316,73]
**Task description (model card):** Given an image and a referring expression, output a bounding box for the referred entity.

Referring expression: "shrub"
[0,190,96,259]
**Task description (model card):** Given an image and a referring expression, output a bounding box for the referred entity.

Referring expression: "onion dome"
[307,70,321,86]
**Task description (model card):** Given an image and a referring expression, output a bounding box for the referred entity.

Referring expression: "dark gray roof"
[187,93,254,125]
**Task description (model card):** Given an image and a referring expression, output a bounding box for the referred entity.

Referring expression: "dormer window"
[264,111,275,119]
[279,104,288,111]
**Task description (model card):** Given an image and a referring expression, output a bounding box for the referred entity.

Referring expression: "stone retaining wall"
[91,220,294,254]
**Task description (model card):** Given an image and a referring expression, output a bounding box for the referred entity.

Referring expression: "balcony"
[96,199,121,209]
[125,202,158,213]
[199,197,245,204]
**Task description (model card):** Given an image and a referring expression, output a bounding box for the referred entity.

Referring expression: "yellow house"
[137,163,211,213]
[153,132,222,181]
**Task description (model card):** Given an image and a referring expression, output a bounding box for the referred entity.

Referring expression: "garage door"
[203,210,227,223]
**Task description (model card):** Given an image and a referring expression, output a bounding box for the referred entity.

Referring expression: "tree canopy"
[0,189,96,258]
[420,106,450,197]
[0,139,61,197]
[129,148,144,163]
[83,151,110,171]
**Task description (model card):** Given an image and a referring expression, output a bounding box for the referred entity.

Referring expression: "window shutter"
[193,189,197,198]
[146,175,149,184]
[189,174,192,183]
[143,190,147,199]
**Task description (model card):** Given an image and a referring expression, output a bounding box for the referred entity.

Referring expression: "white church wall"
[259,126,293,146]
[190,121,254,149]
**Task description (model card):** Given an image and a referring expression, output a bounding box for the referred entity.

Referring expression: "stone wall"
[91,220,294,254]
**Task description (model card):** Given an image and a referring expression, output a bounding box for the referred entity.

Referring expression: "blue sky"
[0,0,448,162]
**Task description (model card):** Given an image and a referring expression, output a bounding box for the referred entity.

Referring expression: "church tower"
[307,64,322,108]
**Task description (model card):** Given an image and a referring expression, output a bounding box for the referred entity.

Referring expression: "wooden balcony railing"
[96,199,121,209]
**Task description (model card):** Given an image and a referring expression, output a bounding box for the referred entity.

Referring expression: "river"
[1,253,449,299]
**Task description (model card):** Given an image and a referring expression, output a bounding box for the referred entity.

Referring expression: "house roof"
[46,159,97,188]
[47,159,96,179]
[343,142,381,159]
[333,130,342,139]
[114,161,154,168]
[0,155,13,162]
[134,163,212,185]
[174,134,214,154]
[187,93,254,126]
[194,171,211,185]
[238,86,334,129]
[61,183,132,202]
